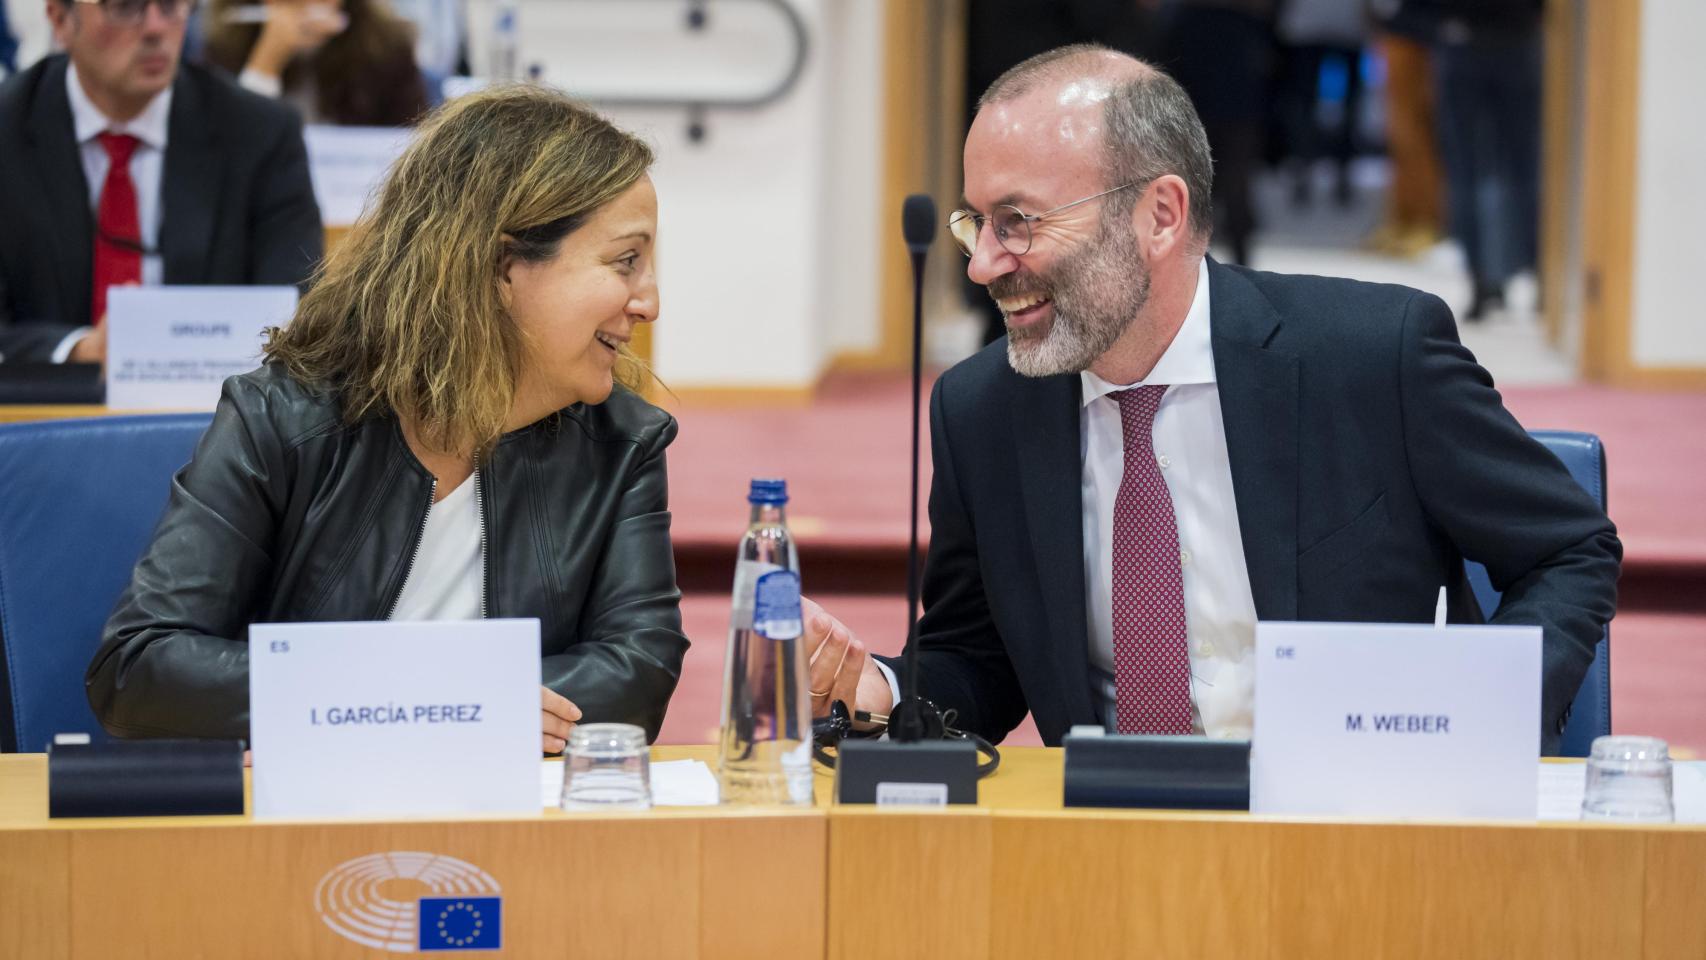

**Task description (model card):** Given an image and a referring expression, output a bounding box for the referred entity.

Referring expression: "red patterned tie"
[1111,385,1193,734]
[92,132,143,327]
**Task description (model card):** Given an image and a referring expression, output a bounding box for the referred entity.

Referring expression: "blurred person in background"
[1364,0,1444,258]
[1,0,53,78]
[1391,0,1542,321]
[1272,0,1367,209]
[203,0,426,126]
[1154,0,1276,266]
[87,85,686,750]
[0,0,322,365]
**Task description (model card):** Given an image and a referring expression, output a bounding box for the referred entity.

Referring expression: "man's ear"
[46,0,76,46]
[1143,174,1191,260]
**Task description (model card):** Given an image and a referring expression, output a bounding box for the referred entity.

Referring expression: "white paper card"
[106,286,296,410]
[303,125,411,226]
[1252,621,1541,819]
[250,620,541,819]
[1538,760,1706,823]
[539,759,721,808]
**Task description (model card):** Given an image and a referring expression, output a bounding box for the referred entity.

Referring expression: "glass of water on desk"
[560,723,651,811]
[1581,735,1674,822]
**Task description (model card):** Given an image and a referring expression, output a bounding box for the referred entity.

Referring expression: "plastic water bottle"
[489,0,519,82]
[717,478,813,805]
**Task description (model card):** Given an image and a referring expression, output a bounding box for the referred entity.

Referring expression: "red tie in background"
[91,131,143,327]
[1110,385,1194,735]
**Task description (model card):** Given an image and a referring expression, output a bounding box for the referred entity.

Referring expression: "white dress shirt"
[389,473,486,621]
[55,62,171,360]
[878,259,1260,739]
[1080,259,1259,738]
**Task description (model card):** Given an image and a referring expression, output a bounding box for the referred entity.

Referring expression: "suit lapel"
[1209,261,1300,621]
[26,58,94,324]
[161,71,218,283]
[1010,369,1096,723]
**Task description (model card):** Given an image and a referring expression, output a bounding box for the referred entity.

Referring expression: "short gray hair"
[978,44,1215,242]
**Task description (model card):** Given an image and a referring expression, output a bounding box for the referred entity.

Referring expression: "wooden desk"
[825,750,1706,960]
[0,746,823,958]
[0,406,118,424]
[5,746,1703,959]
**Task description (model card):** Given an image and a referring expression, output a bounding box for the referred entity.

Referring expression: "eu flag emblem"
[418,896,502,951]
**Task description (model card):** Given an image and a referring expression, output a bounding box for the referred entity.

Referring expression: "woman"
[203,0,428,126]
[86,86,686,753]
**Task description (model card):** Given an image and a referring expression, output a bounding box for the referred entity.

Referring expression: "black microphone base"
[833,738,978,805]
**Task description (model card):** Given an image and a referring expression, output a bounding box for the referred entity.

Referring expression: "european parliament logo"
[315,852,503,952]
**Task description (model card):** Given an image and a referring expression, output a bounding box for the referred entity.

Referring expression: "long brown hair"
[263,85,655,456]
[203,0,427,126]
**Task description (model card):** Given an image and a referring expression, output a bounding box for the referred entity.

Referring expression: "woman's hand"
[541,685,583,755]
[245,0,350,80]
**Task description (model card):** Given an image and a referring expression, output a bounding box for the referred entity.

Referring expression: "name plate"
[250,620,541,819]
[303,124,411,226]
[1252,621,1541,819]
[106,286,297,410]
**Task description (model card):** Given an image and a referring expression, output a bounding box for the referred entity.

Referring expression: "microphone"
[825,194,990,804]
[890,193,943,742]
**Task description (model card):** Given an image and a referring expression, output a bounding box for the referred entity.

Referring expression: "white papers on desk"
[1537,760,1706,822]
[540,759,721,808]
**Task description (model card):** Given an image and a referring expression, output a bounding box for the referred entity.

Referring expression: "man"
[0,0,321,364]
[804,45,1618,756]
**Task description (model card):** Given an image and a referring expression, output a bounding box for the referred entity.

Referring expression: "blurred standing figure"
[1273,0,1368,208]
[1389,0,1542,321]
[1155,0,1277,266]
[203,0,427,126]
[0,0,322,364]
[1364,0,1444,257]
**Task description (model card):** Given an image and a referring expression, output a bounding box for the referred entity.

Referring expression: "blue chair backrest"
[1464,429,1610,757]
[0,414,212,752]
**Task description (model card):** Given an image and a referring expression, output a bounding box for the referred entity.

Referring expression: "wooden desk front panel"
[0,811,825,959]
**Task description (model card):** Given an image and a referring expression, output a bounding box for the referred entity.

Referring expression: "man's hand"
[541,686,583,755]
[67,326,107,366]
[801,596,894,723]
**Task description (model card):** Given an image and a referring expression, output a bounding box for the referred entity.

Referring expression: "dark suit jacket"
[0,55,322,362]
[886,260,1620,755]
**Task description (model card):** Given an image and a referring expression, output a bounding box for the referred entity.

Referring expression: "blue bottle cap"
[747,478,788,505]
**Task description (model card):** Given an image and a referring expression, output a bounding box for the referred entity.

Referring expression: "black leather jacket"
[86,364,688,741]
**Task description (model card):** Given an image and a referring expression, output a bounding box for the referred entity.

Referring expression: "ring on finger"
[809,687,831,698]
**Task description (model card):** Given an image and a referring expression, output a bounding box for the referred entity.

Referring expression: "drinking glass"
[1581,735,1673,822]
[560,723,650,811]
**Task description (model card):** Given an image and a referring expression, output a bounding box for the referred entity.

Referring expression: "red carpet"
[657,375,1706,754]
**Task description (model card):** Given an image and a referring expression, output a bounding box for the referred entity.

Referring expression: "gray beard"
[1003,220,1149,378]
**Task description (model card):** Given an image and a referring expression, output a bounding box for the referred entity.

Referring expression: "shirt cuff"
[51,327,94,364]
[873,658,903,715]
[238,68,284,98]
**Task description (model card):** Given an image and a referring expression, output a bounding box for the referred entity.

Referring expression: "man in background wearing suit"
[0,0,321,364]
[803,45,1619,756]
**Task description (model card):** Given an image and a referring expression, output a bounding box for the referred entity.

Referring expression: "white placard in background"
[105,286,296,410]
[1252,621,1542,820]
[303,125,411,226]
[250,619,541,819]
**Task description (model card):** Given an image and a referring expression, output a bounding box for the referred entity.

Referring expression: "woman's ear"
[496,236,519,308]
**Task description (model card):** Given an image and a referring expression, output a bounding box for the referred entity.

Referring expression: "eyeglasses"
[73,0,198,27]
[947,183,1137,258]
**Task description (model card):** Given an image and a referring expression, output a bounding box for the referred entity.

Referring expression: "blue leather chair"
[1464,430,1611,757]
[0,414,212,752]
